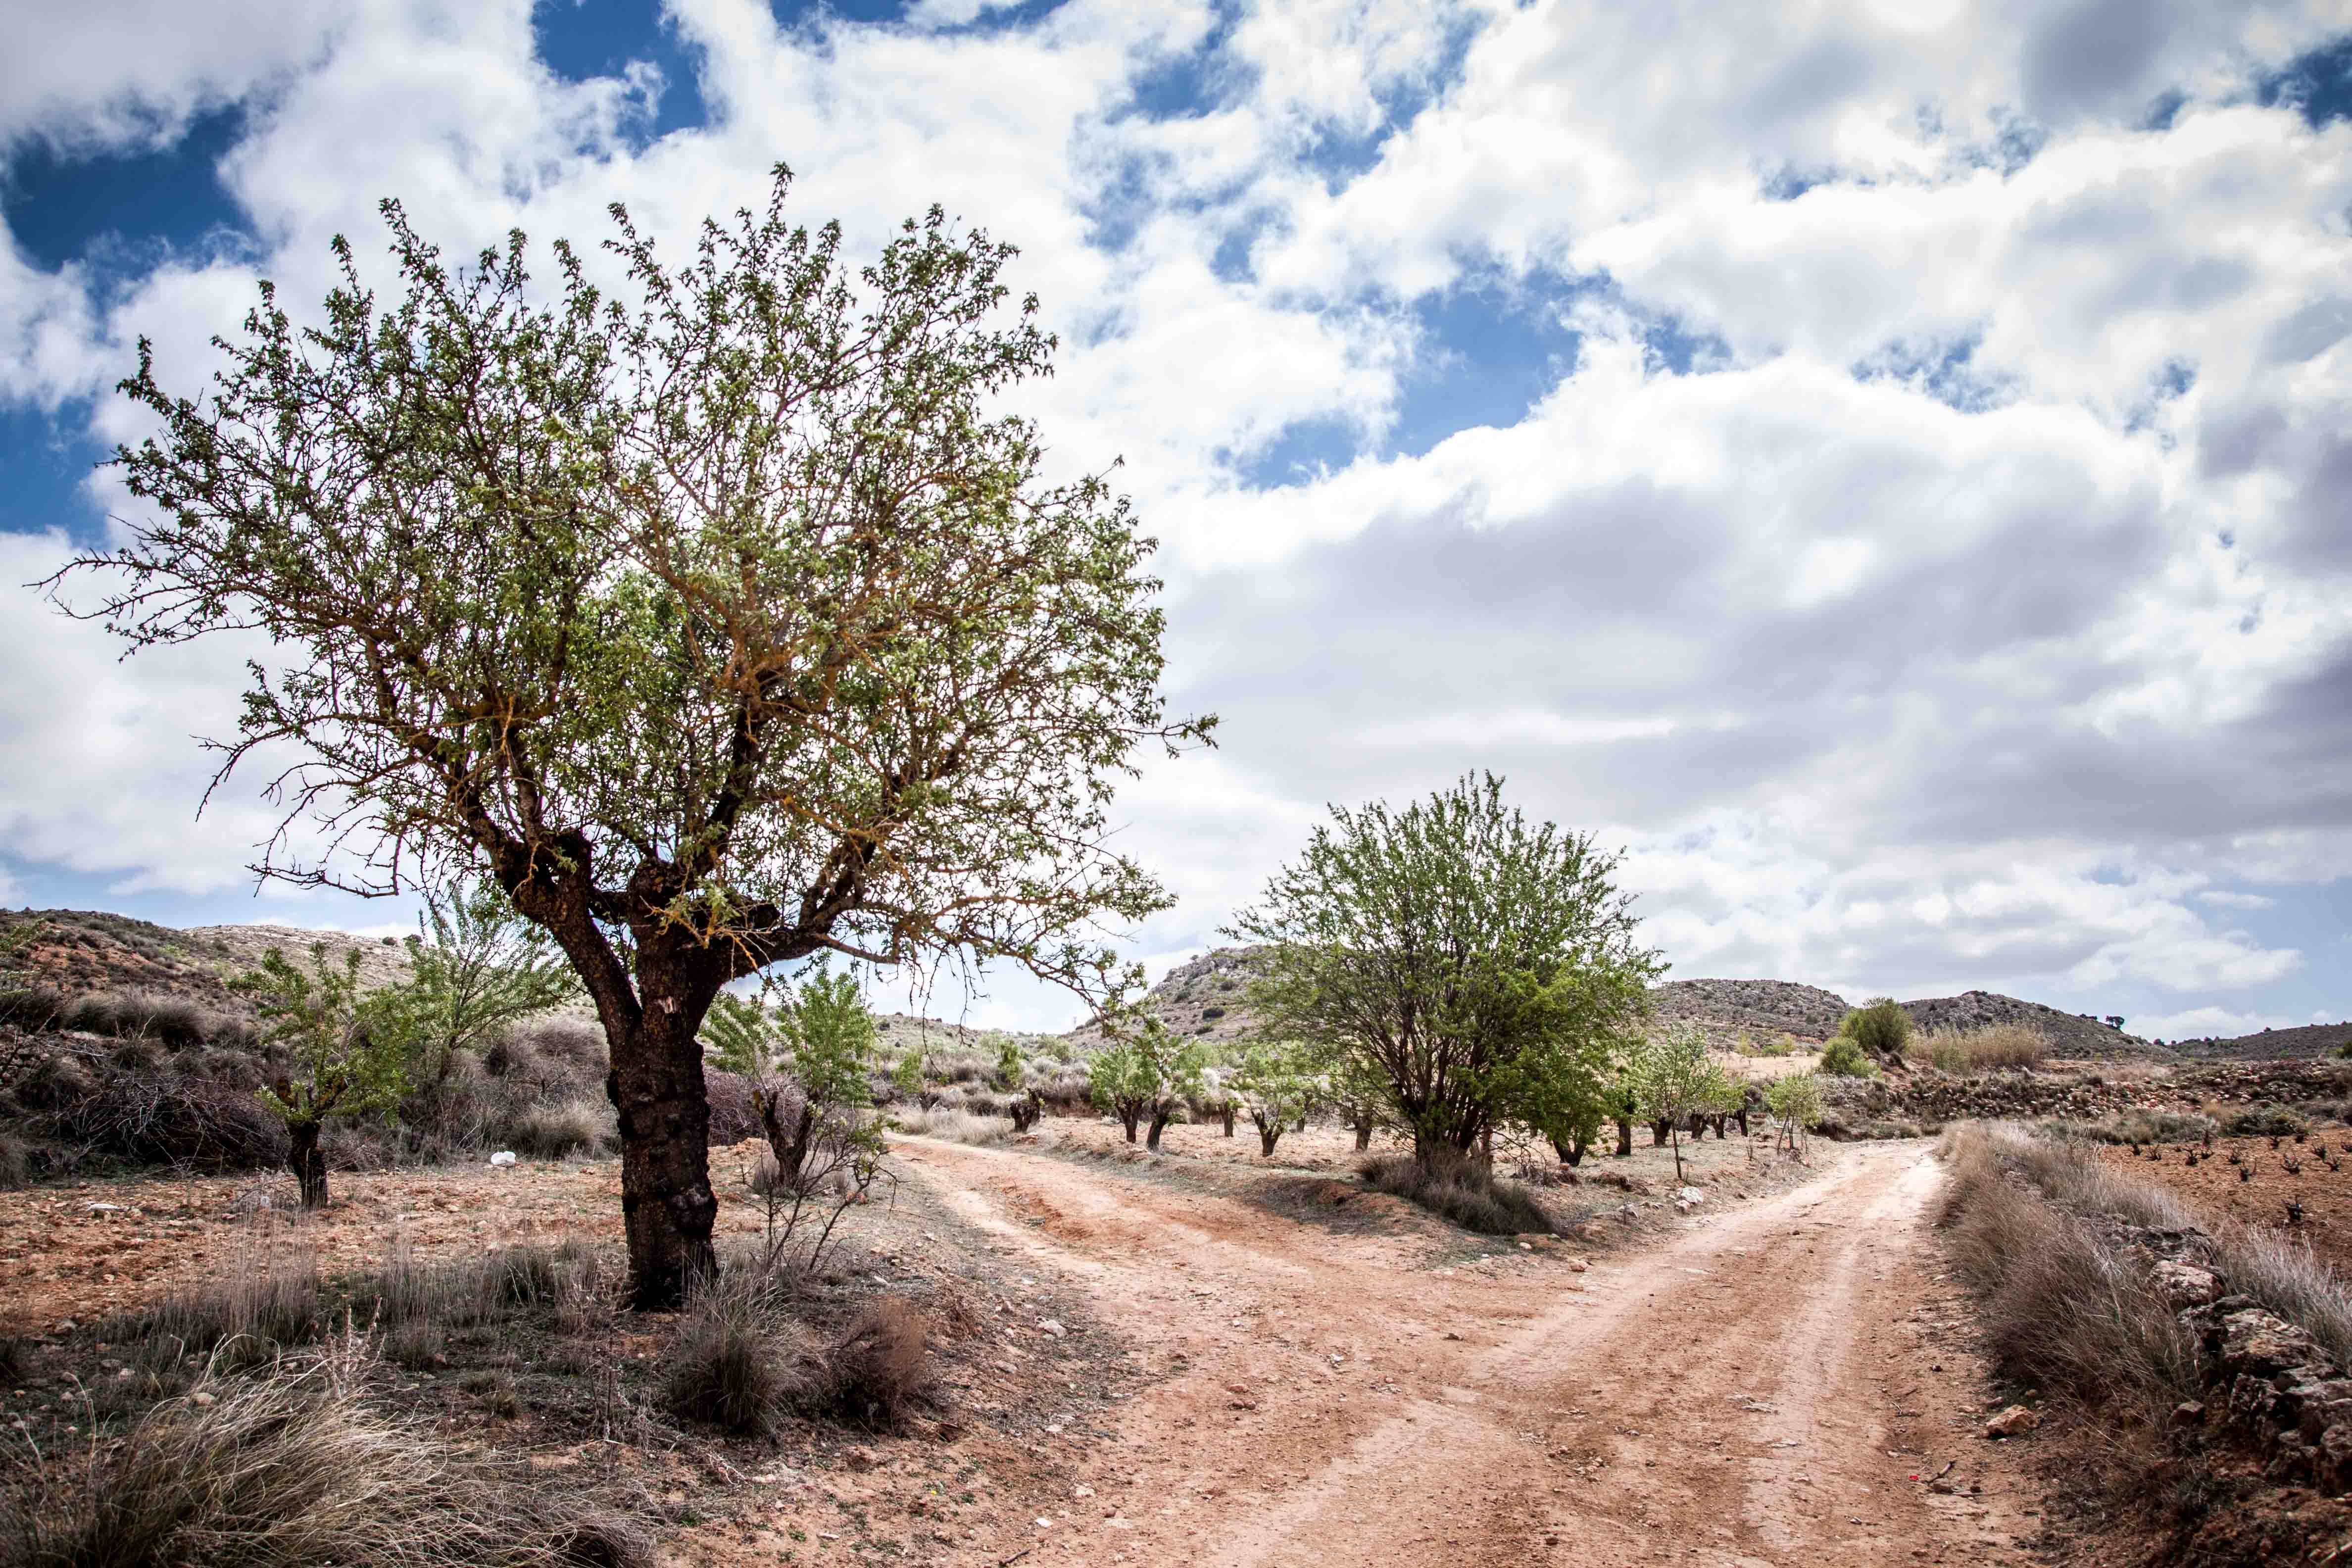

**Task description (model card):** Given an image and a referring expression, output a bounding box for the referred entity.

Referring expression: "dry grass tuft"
[892,1105,1014,1145]
[113,1251,321,1370]
[1921,1024,2050,1073]
[0,1341,651,1568]
[663,1275,795,1438]
[1358,1151,1556,1235]
[805,1299,936,1432]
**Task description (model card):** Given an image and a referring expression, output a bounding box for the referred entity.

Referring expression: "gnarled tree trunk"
[1614,1118,1634,1157]
[1257,1118,1282,1157]
[288,1120,328,1209]
[606,1003,720,1310]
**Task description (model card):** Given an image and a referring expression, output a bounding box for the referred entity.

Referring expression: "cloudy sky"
[2,0,2348,1040]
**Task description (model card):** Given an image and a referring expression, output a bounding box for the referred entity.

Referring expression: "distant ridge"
[2172,1020,2352,1062]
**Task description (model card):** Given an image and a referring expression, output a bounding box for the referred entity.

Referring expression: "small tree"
[1089,1017,1206,1149]
[989,1032,1026,1092]
[702,960,877,1193]
[235,944,408,1207]
[1765,1073,1825,1160]
[376,881,578,1093]
[1232,774,1661,1169]
[702,962,882,1274]
[1231,1041,1316,1157]
[1837,997,1910,1064]
[1634,1024,1733,1184]
[0,920,48,1094]
[1605,1077,1638,1157]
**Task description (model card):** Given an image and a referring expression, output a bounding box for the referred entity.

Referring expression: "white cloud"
[2,0,2349,1032]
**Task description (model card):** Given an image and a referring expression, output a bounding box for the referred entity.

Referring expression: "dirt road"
[895,1138,2042,1568]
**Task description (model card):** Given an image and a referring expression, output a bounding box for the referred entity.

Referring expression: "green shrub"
[1817,1035,1879,1078]
[1837,997,1911,1062]
[2220,1102,2308,1138]
[1357,1151,1555,1235]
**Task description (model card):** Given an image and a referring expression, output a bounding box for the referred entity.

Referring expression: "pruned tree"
[375,880,578,1093]
[1232,774,1660,1169]
[235,943,408,1207]
[1088,1016,1206,1149]
[702,959,877,1193]
[1230,1041,1316,1157]
[58,168,1210,1306]
[1633,1024,1736,1184]
[1605,1077,1638,1158]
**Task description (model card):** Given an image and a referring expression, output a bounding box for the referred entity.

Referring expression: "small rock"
[488,1151,517,1168]
[1564,1257,1590,1273]
[2170,1401,2206,1429]
[844,1447,879,1473]
[1984,1405,2040,1439]
[1072,1485,1094,1499]
[1037,1320,1066,1338]
[1675,1187,1705,1204]
[2152,1262,2222,1309]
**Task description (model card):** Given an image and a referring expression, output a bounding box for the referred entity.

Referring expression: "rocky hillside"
[1649,979,1852,1044]
[2172,1020,2352,1062]
[1062,946,1266,1049]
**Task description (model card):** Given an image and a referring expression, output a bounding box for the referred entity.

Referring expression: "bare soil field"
[2,1124,2064,1567]
[2095,1125,2352,1271]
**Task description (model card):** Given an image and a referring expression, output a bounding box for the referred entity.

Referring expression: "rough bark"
[1354,1122,1373,1152]
[606,996,721,1310]
[1257,1120,1282,1157]
[1219,1105,1237,1137]
[288,1120,328,1209]
[1118,1107,1142,1142]
[1651,1118,1671,1147]
[1614,1118,1634,1157]
[1147,1109,1175,1151]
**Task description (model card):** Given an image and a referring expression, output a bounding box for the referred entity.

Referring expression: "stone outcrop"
[2180,1297,2352,1494]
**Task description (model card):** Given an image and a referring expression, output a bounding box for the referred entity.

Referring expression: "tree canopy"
[59,167,1209,1305]
[1230,773,1661,1166]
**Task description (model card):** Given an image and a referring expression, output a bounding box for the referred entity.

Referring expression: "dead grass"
[0,1339,651,1568]
[805,1299,936,1433]
[1357,1151,1555,1236]
[108,1250,322,1372]
[893,1105,1014,1146]
[1937,1125,2197,1414]
[663,1274,796,1438]
[1921,1024,2050,1073]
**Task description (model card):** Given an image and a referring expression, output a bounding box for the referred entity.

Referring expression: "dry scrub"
[1920,1024,2049,1073]
[0,1339,650,1568]
[1357,1151,1556,1235]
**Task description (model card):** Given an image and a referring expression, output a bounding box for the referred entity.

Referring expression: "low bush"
[114,1252,322,1369]
[2219,1102,2308,1138]
[801,1298,936,1432]
[1816,1035,1878,1078]
[1936,1124,2197,1418]
[2052,1108,2218,1146]
[1357,1151,1555,1235]
[0,1344,652,1567]
[1920,1024,2049,1073]
[0,1134,27,1190]
[1837,997,1911,1062]
[508,1098,614,1160]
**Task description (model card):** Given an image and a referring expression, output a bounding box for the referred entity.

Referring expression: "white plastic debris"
[489,1151,518,1167]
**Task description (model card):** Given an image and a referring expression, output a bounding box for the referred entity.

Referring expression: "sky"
[1,0,2349,1041]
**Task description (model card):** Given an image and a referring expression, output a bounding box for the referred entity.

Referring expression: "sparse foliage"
[374,882,579,1092]
[1816,1033,1879,1078]
[1632,1024,1736,1183]
[1764,1073,1825,1160]
[234,944,408,1207]
[1230,1041,1317,1157]
[63,168,1209,1305]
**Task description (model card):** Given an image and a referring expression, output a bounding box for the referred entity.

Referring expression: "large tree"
[56,169,1209,1306]
[1230,774,1661,1168]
